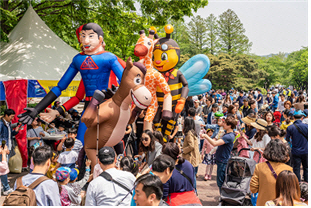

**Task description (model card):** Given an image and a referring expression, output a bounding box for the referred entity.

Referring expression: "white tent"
[0,6,81,81]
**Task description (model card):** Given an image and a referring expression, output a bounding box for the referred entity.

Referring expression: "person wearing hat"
[241,113,257,140]
[242,119,271,162]
[256,89,264,110]
[285,110,308,182]
[207,103,219,125]
[85,146,136,206]
[302,109,308,124]
[239,98,251,118]
[194,99,203,117]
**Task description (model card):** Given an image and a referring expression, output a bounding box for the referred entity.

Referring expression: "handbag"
[32,129,44,148]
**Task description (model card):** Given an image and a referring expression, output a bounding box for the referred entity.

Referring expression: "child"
[0,145,10,197]
[47,122,57,134]
[55,167,81,206]
[201,129,215,180]
[299,182,308,205]
[57,128,83,154]
[47,152,59,179]
[29,146,35,173]
[53,137,78,171]
[280,109,294,131]
[56,124,66,135]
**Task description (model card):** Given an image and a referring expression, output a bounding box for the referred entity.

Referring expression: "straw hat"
[241,115,257,125]
[250,119,268,131]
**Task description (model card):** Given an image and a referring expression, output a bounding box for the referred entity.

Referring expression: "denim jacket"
[0,118,18,158]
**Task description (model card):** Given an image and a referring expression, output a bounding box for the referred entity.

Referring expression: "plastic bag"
[251,193,258,206]
[9,146,23,173]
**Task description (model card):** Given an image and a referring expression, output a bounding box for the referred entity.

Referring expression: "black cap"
[212,103,218,108]
[98,146,116,165]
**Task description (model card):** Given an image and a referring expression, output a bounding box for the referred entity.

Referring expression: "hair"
[32,146,53,166]
[64,137,75,149]
[228,105,236,114]
[52,151,59,160]
[264,111,275,122]
[263,139,289,163]
[273,170,301,206]
[198,95,202,101]
[120,156,139,176]
[268,125,286,138]
[135,173,163,201]
[68,128,78,134]
[140,129,155,152]
[223,103,229,109]
[296,95,305,103]
[82,23,104,39]
[183,116,196,137]
[4,109,15,117]
[224,116,237,130]
[291,93,295,98]
[162,143,185,165]
[299,182,308,203]
[304,103,308,110]
[153,131,164,146]
[249,100,256,106]
[225,94,231,102]
[188,107,196,117]
[283,109,293,124]
[152,154,175,173]
[206,97,213,103]
[206,129,214,134]
[284,100,292,108]
[254,129,267,142]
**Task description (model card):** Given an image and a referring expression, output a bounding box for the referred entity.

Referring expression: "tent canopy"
[0,6,81,81]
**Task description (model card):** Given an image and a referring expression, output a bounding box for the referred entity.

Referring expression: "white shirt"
[250,134,271,149]
[85,168,136,206]
[57,150,78,166]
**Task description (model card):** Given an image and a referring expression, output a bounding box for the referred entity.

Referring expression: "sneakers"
[204,174,208,181]
[2,188,13,196]
[208,175,212,180]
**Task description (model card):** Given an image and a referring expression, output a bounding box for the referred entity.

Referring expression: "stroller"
[219,148,261,206]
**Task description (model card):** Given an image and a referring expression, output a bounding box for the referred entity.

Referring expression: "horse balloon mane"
[82,57,152,170]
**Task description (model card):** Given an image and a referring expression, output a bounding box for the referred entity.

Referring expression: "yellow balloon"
[164,24,174,34]
[149,26,157,34]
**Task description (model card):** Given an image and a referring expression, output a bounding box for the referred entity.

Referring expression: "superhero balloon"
[82,57,152,171]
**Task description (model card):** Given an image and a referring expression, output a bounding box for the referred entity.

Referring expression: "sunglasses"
[141,137,149,142]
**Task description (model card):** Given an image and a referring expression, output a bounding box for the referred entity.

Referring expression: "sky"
[184,0,308,56]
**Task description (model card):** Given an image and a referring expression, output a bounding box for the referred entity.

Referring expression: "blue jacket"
[272,94,279,108]
[286,120,308,155]
[0,118,18,158]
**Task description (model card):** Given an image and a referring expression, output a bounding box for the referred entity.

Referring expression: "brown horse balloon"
[82,57,152,170]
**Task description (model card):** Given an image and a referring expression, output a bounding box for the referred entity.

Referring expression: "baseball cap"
[194,100,200,103]
[294,110,306,118]
[212,103,218,108]
[303,109,308,117]
[69,168,79,181]
[55,167,71,182]
[215,111,224,118]
[243,98,249,102]
[98,146,116,164]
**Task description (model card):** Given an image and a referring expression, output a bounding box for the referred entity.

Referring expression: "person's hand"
[39,108,60,123]
[250,148,255,151]
[201,154,204,160]
[39,132,45,137]
[0,145,8,155]
[61,135,67,143]
[37,137,41,140]
[85,159,91,167]
[168,135,173,141]
[50,167,55,172]
[18,107,38,125]
[80,191,86,199]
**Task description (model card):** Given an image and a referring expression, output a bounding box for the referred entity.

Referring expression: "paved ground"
[0,163,219,206]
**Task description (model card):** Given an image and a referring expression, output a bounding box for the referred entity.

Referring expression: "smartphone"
[1,140,6,149]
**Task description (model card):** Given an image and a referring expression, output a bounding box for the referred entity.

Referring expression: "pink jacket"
[0,161,9,176]
[201,139,214,155]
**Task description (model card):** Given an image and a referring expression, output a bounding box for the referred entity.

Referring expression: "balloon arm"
[179,72,189,99]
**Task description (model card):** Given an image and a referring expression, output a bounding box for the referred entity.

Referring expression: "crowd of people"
[0,86,308,206]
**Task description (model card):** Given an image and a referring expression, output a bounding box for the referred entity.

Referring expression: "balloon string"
[96,104,99,165]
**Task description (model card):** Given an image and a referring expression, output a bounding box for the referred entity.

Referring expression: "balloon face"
[153,49,179,72]
[80,29,102,54]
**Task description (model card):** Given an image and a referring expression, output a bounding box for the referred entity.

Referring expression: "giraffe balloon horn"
[148,26,157,39]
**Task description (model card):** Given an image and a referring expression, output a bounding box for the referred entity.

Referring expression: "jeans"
[194,166,198,191]
[292,154,308,182]
[258,103,263,110]
[0,154,10,191]
[216,162,227,193]
[199,139,204,152]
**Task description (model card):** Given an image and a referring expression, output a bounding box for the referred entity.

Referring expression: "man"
[271,91,279,112]
[202,116,237,193]
[240,98,251,118]
[286,110,308,182]
[131,154,175,206]
[256,89,263,110]
[85,146,136,206]
[188,108,204,140]
[248,100,257,115]
[0,109,21,195]
[202,97,213,123]
[14,146,61,205]
[236,91,246,108]
[277,94,286,112]
[134,174,168,206]
[194,100,202,117]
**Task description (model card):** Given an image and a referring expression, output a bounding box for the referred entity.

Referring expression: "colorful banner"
[28,80,80,98]
[3,79,28,167]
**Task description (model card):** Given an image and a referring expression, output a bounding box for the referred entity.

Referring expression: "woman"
[242,119,270,162]
[137,129,162,167]
[250,139,292,206]
[26,118,45,148]
[265,170,307,206]
[153,130,165,146]
[294,95,306,111]
[288,93,295,105]
[162,143,196,202]
[223,94,232,105]
[182,117,200,190]
[264,111,275,127]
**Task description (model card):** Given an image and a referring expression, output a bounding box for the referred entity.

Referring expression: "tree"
[186,15,208,55]
[205,14,219,55]
[217,9,252,54]
[1,0,208,59]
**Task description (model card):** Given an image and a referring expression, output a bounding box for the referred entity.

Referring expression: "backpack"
[3,176,50,206]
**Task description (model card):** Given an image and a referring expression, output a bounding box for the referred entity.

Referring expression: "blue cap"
[303,109,308,117]
[293,110,306,118]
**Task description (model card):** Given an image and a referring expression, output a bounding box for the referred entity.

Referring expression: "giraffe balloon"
[134,28,172,131]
